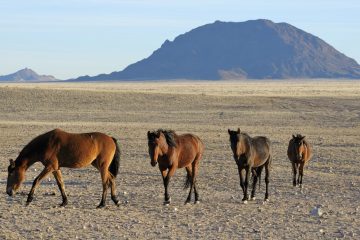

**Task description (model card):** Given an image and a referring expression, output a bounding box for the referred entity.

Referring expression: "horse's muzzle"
[151,161,157,167]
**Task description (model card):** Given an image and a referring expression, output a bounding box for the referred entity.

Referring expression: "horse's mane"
[148,129,177,147]
[240,132,253,150]
[229,130,252,147]
[159,129,177,147]
[293,134,305,142]
[16,131,51,165]
[240,132,251,139]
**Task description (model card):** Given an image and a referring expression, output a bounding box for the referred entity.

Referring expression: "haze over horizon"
[1,0,359,79]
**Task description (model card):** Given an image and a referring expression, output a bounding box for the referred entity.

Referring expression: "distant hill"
[0,68,58,82]
[74,19,360,81]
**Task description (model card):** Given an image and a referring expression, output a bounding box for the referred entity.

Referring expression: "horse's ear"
[301,136,306,141]
[237,128,241,134]
[156,131,161,138]
[292,134,296,139]
[147,131,151,138]
[9,159,15,167]
[228,129,231,135]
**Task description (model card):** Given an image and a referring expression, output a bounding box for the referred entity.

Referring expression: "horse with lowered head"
[6,128,121,208]
[147,129,204,205]
[287,134,312,188]
[228,128,272,203]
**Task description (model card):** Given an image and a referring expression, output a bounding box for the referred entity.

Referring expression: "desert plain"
[0,80,359,239]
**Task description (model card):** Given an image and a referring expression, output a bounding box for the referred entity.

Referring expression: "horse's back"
[48,129,115,168]
[179,133,204,153]
[176,133,204,168]
[252,136,271,167]
[252,136,271,153]
[54,129,113,145]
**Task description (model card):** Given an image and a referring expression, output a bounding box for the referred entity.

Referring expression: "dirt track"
[0,81,359,239]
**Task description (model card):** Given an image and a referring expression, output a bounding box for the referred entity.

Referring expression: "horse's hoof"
[243,200,248,204]
[194,200,200,204]
[26,199,33,206]
[184,201,191,205]
[26,195,33,205]
[112,197,120,206]
[97,204,106,209]
[251,197,256,201]
[263,199,269,204]
[299,184,303,189]
[164,197,171,206]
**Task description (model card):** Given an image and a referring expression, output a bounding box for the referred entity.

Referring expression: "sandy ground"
[0,81,359,239]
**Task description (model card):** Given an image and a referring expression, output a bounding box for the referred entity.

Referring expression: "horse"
[147,129,204,205]
[6,128,121,208]
[228,128,272,203]
[287,134,312,188]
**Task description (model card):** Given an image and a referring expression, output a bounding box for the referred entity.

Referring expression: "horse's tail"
[109,137,121,178]
[184,171,192,189]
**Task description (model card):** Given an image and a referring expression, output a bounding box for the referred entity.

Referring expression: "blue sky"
[1,0,359,79]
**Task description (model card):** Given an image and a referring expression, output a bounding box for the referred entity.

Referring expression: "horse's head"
[147,130,177,167]
[147,131,165,167]
[228,128,246,161]
[6,159,25,196]
[292,134,306,161]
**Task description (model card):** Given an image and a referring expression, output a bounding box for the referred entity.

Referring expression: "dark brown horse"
[147,129,204,205]
[228,128,272,203]
[6,128,121,208]
[287,134,312,188]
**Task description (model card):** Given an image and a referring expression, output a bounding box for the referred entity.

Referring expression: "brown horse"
[287,134,312,188]
[228,128,272,202]
[6,128,121,208]
[147,129,204,205]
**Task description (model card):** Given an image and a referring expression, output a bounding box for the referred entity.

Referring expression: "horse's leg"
[97,166,111,208]
[193,181,199,204]
[185,166,193,204]
[27,166,53,205]
[264,159,270,201]
[251,168,258,200]
[53,170,68,207]
[296,163,301,186]
[109,176,120,206]
[292,162,297,186]
[163,166,176,205]
[299,162,305,188]
[243,166,251,202]
[192,154,202,204]
[238,166,245,200]
[160,168,170,205]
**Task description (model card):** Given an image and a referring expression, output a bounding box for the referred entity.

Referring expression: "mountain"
[0,68,58,82]
[75,19,360,81]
